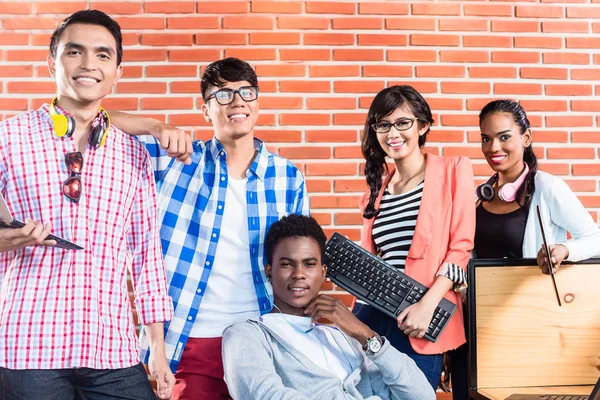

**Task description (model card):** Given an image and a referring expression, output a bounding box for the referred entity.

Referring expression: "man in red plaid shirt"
[0,10,173,400]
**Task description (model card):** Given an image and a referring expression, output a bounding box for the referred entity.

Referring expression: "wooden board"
[478,385,593,400]
[474,263,600,388]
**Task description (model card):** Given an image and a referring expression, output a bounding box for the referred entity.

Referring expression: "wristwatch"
[363,332,384,356]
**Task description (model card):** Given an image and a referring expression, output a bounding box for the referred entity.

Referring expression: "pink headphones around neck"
[476,163,530,203]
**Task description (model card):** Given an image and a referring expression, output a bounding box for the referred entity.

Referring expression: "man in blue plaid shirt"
[112,57,309,399]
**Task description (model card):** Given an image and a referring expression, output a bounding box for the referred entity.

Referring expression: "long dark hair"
[479,100,538,206]
[361,85,434,219]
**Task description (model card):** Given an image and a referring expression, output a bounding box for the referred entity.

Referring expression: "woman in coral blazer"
[355,85,476,390]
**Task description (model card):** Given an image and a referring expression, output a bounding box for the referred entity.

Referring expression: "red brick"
[548,148,595,159]
[546,115,594,127]
[439,19,488,31]
[90,2,142,14]
[538,163,570,176]
[255,130,302,143]
[257,114,277,126]
[280,49,331,61]
[0,33,28,46]
[515,36,563,49]
[441,51,489,63]
[6,82,55,94]
[464,36,513,48]
[249,33,300,45]
[145,2,196,13]
[306,180,333,193]
[594,23,600,34]
[197,2,248,13]
[116,82,167,94]
[567,6,600,18]
[359,2,408,15]
[279,114,331,126]
[416,66,465,78]
[123,50,167,62]
[306,164,358,177]
[224,48,276,61]
[0,98,28,110]
[358,34,407,46]
[333,18,383,30]
[169,50,221,62]
[465,4,513,16]
[542,21,589,33]
[412,3,460,15]
[443,146,485,159]
[362,66,412,78]
[543,52,589,64]
[4,17,55,30]
[255,65,305,77]
[279,146,331,159]
[334,179,367,193]
[571,69,600,81]
[491,20,539,32]
[309,65,360,77]
[564,180,597,192]
[387,50,436,62]
[440,115,479,127]
[571,100,600,112]
[572,131,600,143]
[306,33,355,46]
[531,131,569,143]
[425,99,463,111]
[516,5,563,18]
[306,130,358,142]
[494,83,542,96]
[567,37,600,49]
[573,164,600,176]
[122,33,140,46]
[116,17,165,29]
[168,114,207,126]
[410,34,459,47]
[277,16,329,29]
[334,81,385,93]
[223,16,273,29]
[334,146,363,159]
[545,84,592,96]
[258,82,278,93]
[333,113,368,126]
[146,65,197,77]
[467,98,504,112]
[29,33,51,46]
[306,2,356,14]
[385,18,436,31]
[280,80,331,93]
[333,49,383,61]
[167,17,220,29]
[142,98,193,110]
[323,229,360,241]
[0,65,33,77]
[141,34,193,46]
[195,33,247,46]
[519,100,567,112]
[306,98,357,110]
[469,66,517,79]
[520,67,568,80]
[121,66,143,79]
[0,3,31,13]
[441,82,491,94]
[492,51,540,63]
[427,130,465,142]
[170,81,201,94]
[334,212,363,226]
[258,97,304,110]
[251,1,302,13]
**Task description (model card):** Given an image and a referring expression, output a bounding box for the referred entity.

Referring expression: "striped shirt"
[137,136,309,372]
[373,182,424,270]
[0,105,172,370]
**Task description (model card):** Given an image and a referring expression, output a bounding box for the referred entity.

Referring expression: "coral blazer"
[360,153,476,354]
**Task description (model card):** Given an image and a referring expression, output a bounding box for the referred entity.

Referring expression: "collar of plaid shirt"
[138,135,309,372]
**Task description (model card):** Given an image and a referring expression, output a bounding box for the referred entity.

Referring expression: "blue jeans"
[0,363,155,400]
[353,303,443,390]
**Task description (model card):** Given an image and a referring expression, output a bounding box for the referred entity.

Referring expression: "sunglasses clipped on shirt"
[205,86,260,106]
[63,151,83,203]
[371,117,421,134]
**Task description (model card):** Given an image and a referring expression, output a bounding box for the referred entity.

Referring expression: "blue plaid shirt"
[138,136,309,372]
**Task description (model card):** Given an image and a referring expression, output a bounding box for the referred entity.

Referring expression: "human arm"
[0,220,57,252]
[109,111,192,165]
[145,322,174,399]
[397,157,475,338]
[222,323,311,400]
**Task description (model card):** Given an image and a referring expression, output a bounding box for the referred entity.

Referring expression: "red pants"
[171,337,230,400]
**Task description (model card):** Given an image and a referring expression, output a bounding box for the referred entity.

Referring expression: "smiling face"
[480,112,531,175]
[201,80,260,142]
[374,106,429,162]
[48,23,122,105]
[265,236,326,317]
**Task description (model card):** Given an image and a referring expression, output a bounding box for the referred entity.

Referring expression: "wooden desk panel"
[474,264,600,388]
[478,385,593,400]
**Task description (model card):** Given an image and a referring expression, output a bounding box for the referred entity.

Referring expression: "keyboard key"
[335,275,369,297]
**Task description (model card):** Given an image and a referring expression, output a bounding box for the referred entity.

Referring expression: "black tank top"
[474,202,530,259]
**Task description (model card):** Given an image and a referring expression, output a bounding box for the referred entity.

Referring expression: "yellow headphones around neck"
[49,97,110,147]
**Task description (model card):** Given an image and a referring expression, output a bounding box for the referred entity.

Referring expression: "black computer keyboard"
[324,232,457,342]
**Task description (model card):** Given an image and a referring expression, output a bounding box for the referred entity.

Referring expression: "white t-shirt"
[260,313,361,381]
[190,176,261,338]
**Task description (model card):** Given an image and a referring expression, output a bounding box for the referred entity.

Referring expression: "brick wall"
[2,1,600,303]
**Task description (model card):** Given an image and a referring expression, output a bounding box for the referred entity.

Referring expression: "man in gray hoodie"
[222,214,435,400]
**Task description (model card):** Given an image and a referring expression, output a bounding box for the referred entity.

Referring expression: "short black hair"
[265,214,327,266]
[50,9,123,66]
[201,57,258,101]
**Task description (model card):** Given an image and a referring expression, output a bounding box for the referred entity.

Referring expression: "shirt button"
[187,316,193,321]
[197,289,202,294]
[218,205,223,210]
[205,261,210,266]
[212,233,217,238]
[220,176,225,182]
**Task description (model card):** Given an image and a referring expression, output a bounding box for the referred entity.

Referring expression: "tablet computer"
[0,193,83,250]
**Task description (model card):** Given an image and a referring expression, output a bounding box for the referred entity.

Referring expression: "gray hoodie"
[222,320,435,400]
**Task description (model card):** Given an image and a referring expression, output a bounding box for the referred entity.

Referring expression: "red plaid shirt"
[0,105,172,370]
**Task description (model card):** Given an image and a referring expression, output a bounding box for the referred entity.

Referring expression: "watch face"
[368,337,382,353]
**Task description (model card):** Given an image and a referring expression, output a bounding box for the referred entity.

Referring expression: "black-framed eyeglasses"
[205,86,260,105]
[63,152,83,203]
[371,117,420,134]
